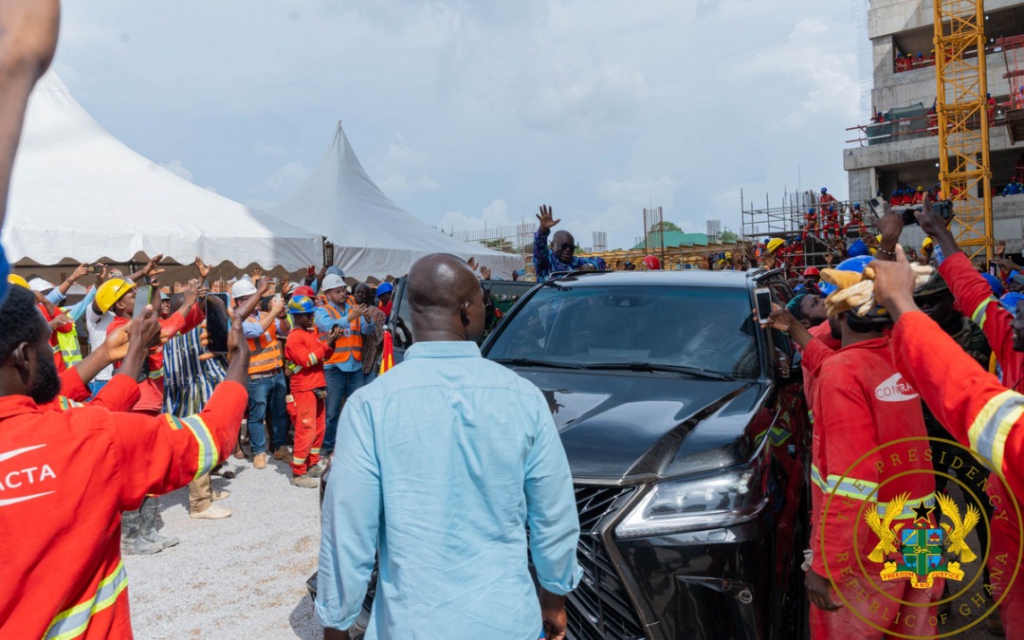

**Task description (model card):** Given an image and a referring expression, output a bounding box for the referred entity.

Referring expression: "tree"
[720,227,739,243]
[649,220,682,233]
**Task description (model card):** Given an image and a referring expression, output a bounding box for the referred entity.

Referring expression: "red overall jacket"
[0,380,247,639]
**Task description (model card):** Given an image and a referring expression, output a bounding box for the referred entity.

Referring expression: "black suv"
[310,269,809,640]
[481,269,810,639]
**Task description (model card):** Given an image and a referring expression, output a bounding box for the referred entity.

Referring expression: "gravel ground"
[123,455,325,639]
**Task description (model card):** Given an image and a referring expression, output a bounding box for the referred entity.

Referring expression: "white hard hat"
[321,273,346,292]
[28,277,56,293]
[231,279,258,299]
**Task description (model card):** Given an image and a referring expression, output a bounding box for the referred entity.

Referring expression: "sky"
[52,0,864,251]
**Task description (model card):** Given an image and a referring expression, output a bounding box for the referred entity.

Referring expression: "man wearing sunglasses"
[532,205,605,282]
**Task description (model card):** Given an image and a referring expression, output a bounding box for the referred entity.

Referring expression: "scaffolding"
[934,0,994,261]
[451,222,534,263]
[740,190,874,266]
[999,34,1024,143]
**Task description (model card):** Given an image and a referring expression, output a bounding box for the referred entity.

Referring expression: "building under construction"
[845,0,1024,257]
[740,189,869,267]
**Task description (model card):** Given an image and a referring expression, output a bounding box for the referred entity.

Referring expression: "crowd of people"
[6,257,397,550]
[9,3,1024,640]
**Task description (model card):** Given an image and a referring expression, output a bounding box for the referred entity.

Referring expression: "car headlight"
[615,453,770,539]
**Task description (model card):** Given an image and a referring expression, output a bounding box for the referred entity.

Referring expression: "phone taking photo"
[754,287,773,326]
[205,293,231,354]
[132,285,153,320]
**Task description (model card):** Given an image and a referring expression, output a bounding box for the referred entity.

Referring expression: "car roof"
[545,270,756,289]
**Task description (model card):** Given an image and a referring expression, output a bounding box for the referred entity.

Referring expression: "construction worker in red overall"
[883,198,1024,633]
[100,277,206,553]
[804,256,941,639]
[283,295,343,488]
[0,286,250,639]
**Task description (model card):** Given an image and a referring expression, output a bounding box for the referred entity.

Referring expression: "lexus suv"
[309,269,810,640]
[481,269,810,639]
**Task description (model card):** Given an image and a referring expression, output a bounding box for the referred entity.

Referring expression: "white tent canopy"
[4,72,322,271]
[266,123,523,280]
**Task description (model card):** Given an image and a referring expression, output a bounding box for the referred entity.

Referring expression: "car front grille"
[567,485,646,640]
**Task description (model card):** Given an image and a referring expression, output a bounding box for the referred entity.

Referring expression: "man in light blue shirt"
[314,272,376,458]
[317,254,580,640]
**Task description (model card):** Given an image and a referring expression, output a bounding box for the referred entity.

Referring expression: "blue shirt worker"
[316,254,581,640]
[532,204,605,282]
[314,272,376,458]
[233,278,290,469]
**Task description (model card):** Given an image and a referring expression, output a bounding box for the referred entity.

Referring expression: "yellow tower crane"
[934,0,993,261]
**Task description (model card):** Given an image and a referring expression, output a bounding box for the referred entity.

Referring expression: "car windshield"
[486,284,761,378]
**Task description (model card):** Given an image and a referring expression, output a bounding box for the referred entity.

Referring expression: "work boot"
[121,509,163,555]
[190,504,232,520]
[307,464,324,479]
[273,446,293,463]
[139,497,179,550]
[291,475,318,488]
[253,453,267,469]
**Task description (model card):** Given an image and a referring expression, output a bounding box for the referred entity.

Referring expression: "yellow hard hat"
[95,278,135,313]
[767,238,785,253]
[922,237,933,250]
[7,274,28,289]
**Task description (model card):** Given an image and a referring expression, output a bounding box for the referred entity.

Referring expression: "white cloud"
[439,199,518,233]
[375,133,441,194]
[517,63,651,135]
[740,17,860,127]
[54,1,859,255]
[377,173,441,194]
[256,161,309,196]
[161,159,194,182]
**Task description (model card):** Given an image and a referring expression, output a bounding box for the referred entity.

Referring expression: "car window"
[487,285,761,378]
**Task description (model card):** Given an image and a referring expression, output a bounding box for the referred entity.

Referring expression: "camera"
[900,200,954,226]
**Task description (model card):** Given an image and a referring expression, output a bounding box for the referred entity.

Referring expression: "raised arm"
[0,0,60,229]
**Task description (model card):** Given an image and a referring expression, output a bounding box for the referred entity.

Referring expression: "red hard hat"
[642,255,661,270]
[292,285,316,298]
[804,267,820,277]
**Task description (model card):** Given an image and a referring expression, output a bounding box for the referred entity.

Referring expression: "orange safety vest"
[323,300,363,365]
[246,314,284,375]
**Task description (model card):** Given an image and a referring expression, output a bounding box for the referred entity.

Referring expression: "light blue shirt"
[316,341,581,639]
[46,287,66,306]
[314,301,375,373]
[61,287,97,322]
[242,311,278,341]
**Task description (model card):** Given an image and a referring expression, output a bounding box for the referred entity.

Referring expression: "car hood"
[510,368,772,481]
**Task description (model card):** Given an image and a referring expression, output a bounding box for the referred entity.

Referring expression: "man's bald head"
[407,254,486,342]
[552,230,575,263]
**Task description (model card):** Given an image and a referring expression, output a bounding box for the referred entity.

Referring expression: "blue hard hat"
[807,208,816,215]
[1000,292,1024,315]
[847,239,870,258]
[823,255,889,319]
[818,255,875,297]
[376,282,394,297]
[853,202,861,209]
[982,273,1005,298]
[821,187,828,194]
[287,295,316,315]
